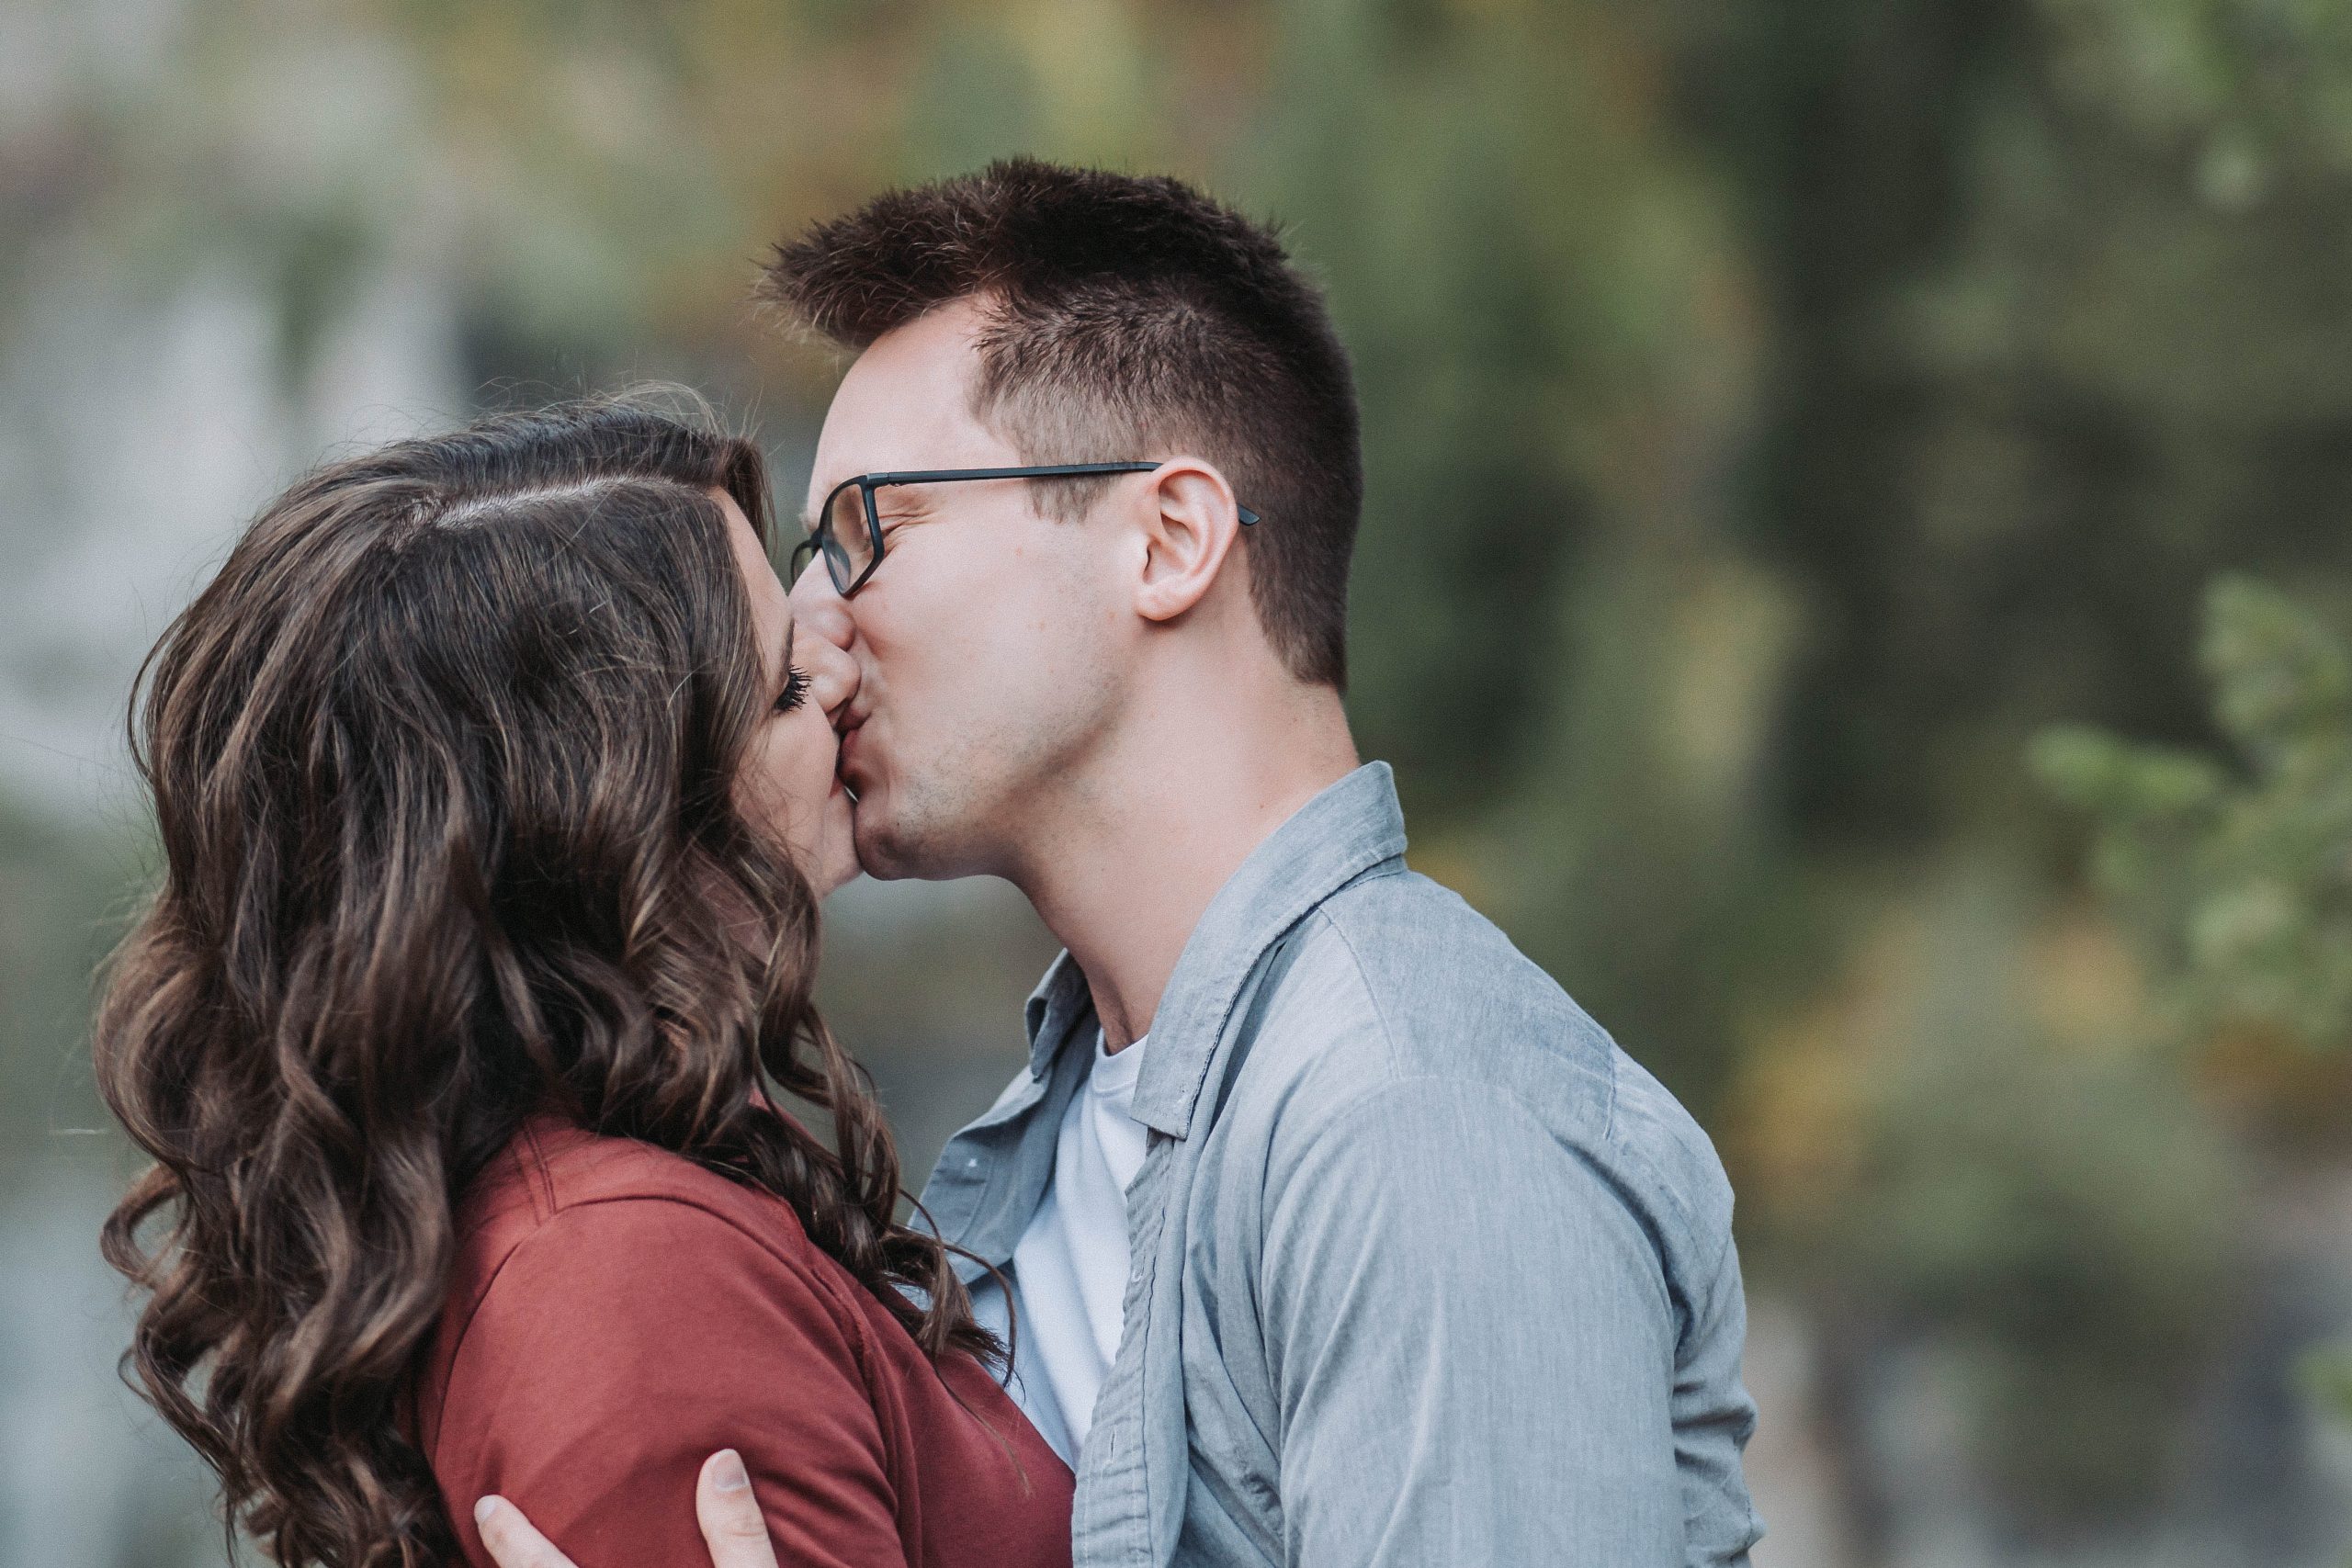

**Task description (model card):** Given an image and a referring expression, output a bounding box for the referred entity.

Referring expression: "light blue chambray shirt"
[918,762,1763,1567]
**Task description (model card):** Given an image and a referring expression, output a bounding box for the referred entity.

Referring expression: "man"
[481,159,1761,1566]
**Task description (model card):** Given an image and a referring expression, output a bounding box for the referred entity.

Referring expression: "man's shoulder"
[1249,866,1734,1243]
[1261,864,1608,1100]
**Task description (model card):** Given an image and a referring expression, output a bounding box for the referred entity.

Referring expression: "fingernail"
[474,1496,500,1525]
[712,1449,750,1493]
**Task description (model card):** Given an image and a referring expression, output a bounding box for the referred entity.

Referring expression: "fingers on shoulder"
[474,1495,579,1568]
[698,1450,783,1567]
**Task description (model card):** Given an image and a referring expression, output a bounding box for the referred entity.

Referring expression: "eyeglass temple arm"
[858,465,1258,524]
[858,463,1157,486]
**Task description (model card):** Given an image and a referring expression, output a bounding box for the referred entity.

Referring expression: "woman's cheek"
[777,713,847,860]
[783,714,837,810]
[736,725,797,849]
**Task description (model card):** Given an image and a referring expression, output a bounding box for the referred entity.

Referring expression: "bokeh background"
[6,1,2352,1563]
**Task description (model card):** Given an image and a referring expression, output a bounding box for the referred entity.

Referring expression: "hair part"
[96,398,995,1568]
[760,158,1362,689]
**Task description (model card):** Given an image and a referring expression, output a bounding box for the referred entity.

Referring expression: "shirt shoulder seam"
[1307,899,1408,1082]
[432,1188,876,1447]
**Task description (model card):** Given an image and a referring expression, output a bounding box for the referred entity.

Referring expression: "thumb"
[696,1450,782,1568]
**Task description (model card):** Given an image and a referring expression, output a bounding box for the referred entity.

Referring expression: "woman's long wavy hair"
[96,399,994,1568]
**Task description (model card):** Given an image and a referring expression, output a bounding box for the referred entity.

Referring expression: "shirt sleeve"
[432,1196,908,1568]
[1260,1076,1690,1567]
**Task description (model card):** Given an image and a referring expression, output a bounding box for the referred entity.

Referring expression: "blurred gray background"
[6,1,2352,1563]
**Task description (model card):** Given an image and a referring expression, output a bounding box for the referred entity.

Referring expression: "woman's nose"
[797,623,860,722]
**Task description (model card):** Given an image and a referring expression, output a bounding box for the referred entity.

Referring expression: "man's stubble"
[849,649,1125,886]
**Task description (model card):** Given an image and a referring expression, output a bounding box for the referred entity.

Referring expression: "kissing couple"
[98,162,1762,1568]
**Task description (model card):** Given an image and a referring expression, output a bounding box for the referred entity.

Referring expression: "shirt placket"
[1072,1125,1179,1565]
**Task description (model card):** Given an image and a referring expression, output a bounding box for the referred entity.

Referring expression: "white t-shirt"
[1004,1029,1150,1456]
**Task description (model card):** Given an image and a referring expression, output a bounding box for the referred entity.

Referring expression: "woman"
[96,400,1071,1568]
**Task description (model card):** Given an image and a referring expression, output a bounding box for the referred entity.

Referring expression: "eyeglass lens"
[825,483,875,592]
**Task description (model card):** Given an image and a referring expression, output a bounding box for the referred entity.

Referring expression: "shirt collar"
[1023,949,1093,1080]
[1019,761,1408,1138]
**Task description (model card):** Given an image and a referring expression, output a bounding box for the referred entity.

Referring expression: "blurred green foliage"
[2040,575,2352,1548]
[2038,577,2352,1054]
[0,801,141,1190]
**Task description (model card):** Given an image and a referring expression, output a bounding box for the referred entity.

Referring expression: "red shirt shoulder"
[416,1118,1069,1568]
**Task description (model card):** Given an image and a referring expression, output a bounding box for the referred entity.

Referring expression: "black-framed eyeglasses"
[789,462,1261,598]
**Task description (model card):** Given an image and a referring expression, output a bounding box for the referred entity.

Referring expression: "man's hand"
[473,1450,781,1568]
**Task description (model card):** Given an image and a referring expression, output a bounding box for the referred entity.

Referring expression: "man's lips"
[835,708,872,795]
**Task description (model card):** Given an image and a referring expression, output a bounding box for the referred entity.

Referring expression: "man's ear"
[1134,458,1245,624]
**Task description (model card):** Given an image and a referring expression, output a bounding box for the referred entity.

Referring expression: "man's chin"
[849,795,970,883]
[849,800,918,882]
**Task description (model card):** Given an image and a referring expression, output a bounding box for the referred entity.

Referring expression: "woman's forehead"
[713,488,790,666]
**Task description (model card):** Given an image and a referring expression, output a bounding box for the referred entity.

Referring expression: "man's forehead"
[804,301,1011,504]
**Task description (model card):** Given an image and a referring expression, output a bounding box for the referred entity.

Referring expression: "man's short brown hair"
[760,159,1362,689]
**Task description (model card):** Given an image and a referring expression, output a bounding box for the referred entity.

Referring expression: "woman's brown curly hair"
[95,399,994,1568]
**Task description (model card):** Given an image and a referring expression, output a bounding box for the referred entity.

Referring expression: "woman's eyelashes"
[775,665,811,715]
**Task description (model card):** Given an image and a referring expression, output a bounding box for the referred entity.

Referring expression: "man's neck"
[1012,680,1356,1053]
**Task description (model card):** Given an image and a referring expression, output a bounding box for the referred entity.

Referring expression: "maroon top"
[415,1117,1072,1568]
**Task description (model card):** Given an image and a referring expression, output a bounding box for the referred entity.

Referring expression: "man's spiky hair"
[760,159,1361,689]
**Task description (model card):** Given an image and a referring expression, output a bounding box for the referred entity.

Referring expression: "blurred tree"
[1232,1,1792,1116]
[2036,574,2352,1556]
[2038,577,2352,1066]
[1737,861,2249,1540]
[1700,0,2352,848]
[1715,3,2352,1535]
[0,799,143,1190]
